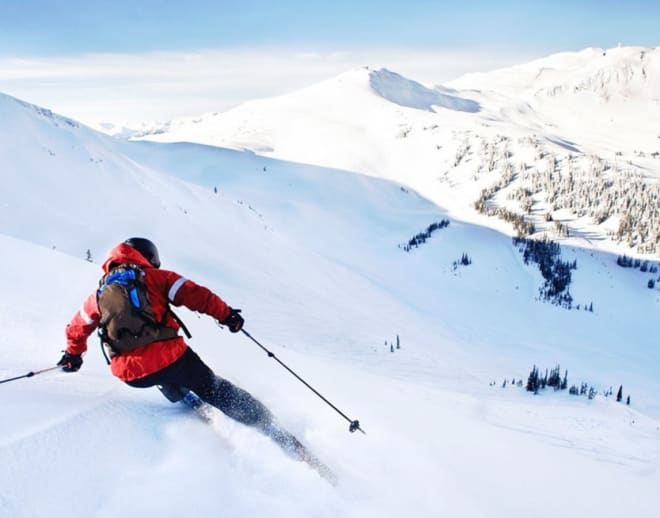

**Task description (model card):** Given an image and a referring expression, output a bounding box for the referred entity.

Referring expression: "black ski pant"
[126,347,273,431]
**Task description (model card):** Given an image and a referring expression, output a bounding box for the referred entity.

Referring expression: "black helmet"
[124,237,161,268]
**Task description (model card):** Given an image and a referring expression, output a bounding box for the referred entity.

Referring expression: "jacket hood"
[101,243,155,273]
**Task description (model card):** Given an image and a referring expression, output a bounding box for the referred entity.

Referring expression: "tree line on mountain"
[400,219,450,252]
[616,255,659,272]
[473,156,538,238]
[467,138,658,256]
[524,153,659,256]
[616,255,660,288]
[469,136,540,238]
[473,160,537,238]
[513,237,582,308]
[475,199,536,237]
[521,364,631,405]
[526,364,568,393]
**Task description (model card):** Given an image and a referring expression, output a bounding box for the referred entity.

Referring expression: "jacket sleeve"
[165,273,232,323]
[65,291,101,355]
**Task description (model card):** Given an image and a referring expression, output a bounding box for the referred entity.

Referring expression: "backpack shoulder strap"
[167,308,192,339]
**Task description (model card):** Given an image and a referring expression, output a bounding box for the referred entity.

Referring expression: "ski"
[265,422,338,486]
[181,390,337,485]
[293,443,338,486]
[181,389,215,422]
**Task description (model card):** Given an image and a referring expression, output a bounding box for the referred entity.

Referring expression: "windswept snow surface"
[368,68,480,113]
[0,83,659,517]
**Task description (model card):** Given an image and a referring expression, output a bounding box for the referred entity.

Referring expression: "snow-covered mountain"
[1,62,659,518]
[135,46,660,258]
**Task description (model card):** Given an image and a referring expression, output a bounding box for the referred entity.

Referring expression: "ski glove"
[57,352,83,372]
[222,308,244,333]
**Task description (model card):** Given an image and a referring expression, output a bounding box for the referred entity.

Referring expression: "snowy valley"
[0,46,659,518]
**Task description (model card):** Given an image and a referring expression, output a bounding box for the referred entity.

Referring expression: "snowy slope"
[1,91,659,518]
[137,47,660,258]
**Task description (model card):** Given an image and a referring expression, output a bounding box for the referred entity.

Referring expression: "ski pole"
[0,365,62,385]
[240,328,366,435]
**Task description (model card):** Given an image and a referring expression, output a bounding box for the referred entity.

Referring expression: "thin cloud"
[0,47,537,127]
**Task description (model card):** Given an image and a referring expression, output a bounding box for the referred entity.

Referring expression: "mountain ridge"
[121,47,660,258]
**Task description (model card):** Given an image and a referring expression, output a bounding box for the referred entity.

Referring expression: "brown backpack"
[96,264,178,358]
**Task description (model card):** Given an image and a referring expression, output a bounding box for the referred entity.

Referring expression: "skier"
[58,237,301,454]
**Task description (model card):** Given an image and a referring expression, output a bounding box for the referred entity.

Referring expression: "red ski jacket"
[65,243,231,382]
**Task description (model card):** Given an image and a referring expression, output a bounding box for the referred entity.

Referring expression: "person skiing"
[57,238,296,452]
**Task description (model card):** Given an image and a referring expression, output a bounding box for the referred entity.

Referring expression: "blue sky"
[0,1,658,126]
[1,0,658,55]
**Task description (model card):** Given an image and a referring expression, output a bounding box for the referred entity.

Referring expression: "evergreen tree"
[396,334,400,349]
[626,395,630,405]
[548,365,561,388]
[85,249,93,262]
[561,370,568,390]
[616,385,623,402]
[526,366,539,392]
